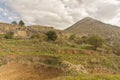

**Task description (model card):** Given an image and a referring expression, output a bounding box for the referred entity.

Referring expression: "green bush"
[69,34,76,40]
[46,31,57,41]
[4,32,13,39]
[44,57,61,67]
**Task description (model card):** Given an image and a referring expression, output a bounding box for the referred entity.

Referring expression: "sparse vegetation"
[76,36,88,44]
[31,33,47,41]
[31,34,40,39]
[56,74,120,80]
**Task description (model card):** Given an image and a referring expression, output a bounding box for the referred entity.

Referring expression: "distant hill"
[65,17,120,54]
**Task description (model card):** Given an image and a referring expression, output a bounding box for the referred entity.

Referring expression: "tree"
[46,31,57,41]
[87,35,104,51]
[19,20,25,27]
[11,21,17,25]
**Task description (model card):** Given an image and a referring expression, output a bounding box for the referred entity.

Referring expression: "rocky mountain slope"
[65,17,120,37]
[65,17,120,54]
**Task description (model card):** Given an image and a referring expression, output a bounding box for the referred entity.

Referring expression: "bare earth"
[0,62,63,80]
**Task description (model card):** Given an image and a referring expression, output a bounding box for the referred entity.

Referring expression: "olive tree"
[87,35,104,51]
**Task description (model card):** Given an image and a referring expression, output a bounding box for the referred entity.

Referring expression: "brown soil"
[0,62,64,80]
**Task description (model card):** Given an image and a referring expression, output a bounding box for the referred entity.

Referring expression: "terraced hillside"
[0,22,119,80]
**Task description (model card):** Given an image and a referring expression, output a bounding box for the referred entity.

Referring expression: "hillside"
[0,22,62,39]
[0,22,119,80]
[65,17,120,54]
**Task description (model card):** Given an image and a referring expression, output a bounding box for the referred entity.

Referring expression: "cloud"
[2,0,75,29]
[81,0,120,26]
[83,0,120,20]
[0,1,19,22]
[1,0,120,29]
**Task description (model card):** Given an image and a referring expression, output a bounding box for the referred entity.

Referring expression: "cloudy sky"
[0,0,120,29]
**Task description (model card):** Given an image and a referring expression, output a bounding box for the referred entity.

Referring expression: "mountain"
[65,17,120,54]
[65,17,120,37]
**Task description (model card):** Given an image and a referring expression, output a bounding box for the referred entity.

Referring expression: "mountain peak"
[82,17,94,20]
[79,17,100,23]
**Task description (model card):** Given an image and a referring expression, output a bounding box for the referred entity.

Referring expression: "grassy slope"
[0,23,119,80]
[0,38,119,74]
[0,31,119,80]
[54,74,120,80]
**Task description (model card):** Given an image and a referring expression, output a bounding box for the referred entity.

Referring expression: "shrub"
[69,34,76,40]
[11,21,17,25]
[44,57,61,67]
[87,35,104,51]
[76,36,88,44]
[4,32,13,39]
[31,34,40,39]
[46,31,57,41]
[19,20,25,27]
